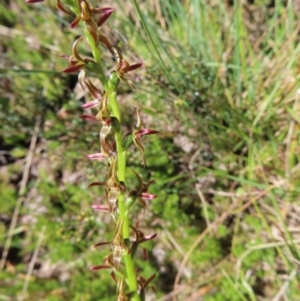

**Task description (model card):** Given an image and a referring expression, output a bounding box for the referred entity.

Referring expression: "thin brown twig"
[0,116,41,270]
[20,226,46,300]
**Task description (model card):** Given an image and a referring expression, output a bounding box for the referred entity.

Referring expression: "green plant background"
[1,0,300,300]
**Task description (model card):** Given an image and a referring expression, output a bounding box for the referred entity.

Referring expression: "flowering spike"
[26,0,159,297]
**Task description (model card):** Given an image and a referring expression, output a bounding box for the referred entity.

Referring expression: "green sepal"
[108,72,120,91]
[125,193,137,209]
[111,116,121,133]
[123,134,133,150]
[85,61,106,75]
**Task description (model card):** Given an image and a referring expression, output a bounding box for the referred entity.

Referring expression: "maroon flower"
[134,128,159,138]
[112,48,143,89]
[132,108,158,166]
[130,225,157,259]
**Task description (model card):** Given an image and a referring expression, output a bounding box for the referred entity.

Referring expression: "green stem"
[108,80,140,301]
[84,25,108,89]
[75,6,139,301]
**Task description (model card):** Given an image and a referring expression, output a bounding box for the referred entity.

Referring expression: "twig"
[195,183,210,227]
[0,116,41,270]
[20,226,46,301]
[156,285,187,301]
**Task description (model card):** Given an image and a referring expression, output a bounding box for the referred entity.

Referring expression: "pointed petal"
[78,69,86,90]
[110,271,117,283]
[92,7,114,14]
[118,59,130,72]
[135,128,159,138]
[107,188,119,213]
[87,153,107,160]
[82,100,99,109]
[85,18,99,45]
[99,33,114,55]
[62,62,85,73]
[26,0,45,3]
[79,114,97,121]
[139,233,157,244]
[143,248,148,260]
[91,204,110,212]
[141,193,157,200]
[97,10,114,27]
[132,170,143,195]
[84,80,102,99]
[134,107,142,129]
[94,241,112,248]
[89,182,107,187]
[72,37,84,61]
[90,264,111,271]
[129,225,139,239]
[133,137,145,166]
[60,54,69,59]
[56,0,72,15]
[127,62,143,72]
[143,273,156,288]
[70,15,81,29]
[100,124,113,154]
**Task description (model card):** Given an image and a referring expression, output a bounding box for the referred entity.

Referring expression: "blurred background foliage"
[1,0,300,300]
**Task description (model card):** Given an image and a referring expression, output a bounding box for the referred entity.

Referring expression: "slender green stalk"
[108,85,140,301]
[84,26,108,89]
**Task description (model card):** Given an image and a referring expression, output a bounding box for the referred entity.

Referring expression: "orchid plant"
[26,0,158,300]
